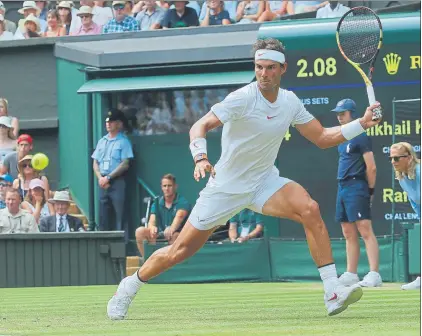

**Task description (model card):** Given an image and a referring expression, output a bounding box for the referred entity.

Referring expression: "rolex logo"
[383,53,402,75]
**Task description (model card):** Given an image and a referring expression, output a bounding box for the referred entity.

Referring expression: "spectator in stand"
[229,209,264,243]
[161,1,198,29]
[14,1,48,39]
[170,1,200,16]
[13,155,51,202]
[0,188,38,234]
[0,174,13,210]
[21,178,54,224]
[1,134,33,181]
[135,0,165,30]
[200,0,230,27]
[43,9,67,37]
[57,1,73,35]
[103,1,140,33]
[0,117,17,164]
[16,14,42,39]
[85,0,113,26]
[316,1,349,18]
[257,0,294,22]
[295,0,328,14]
[40,190,85,232]
[73,6,102,35]
[0,98,19,139]
[0,1,17,34]
[0,15,13,41]
[135,174,191,258]
[199,0,237,23]
[124,1,135,16]
[236,0,265,24]
[36,0,49,20]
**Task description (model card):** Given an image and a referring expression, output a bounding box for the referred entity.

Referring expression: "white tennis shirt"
[209,81,314,193]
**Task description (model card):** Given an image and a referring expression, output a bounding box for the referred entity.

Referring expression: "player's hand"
[360,102,382,129]
[164,227,174,240]
[193,160,216,182]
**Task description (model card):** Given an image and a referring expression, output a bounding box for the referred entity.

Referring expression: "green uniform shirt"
[229,209,263,237]
[150,194,191,232]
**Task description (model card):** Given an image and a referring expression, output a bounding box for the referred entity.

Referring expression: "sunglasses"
[113,4,125,10]
[390,155,408,162]
[22,163,33,169]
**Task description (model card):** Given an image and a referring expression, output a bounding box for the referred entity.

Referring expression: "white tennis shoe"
[325,283,363,316]
[107,276,137,320]
[358,271,382,287]
[401,276,421,290]
[338,272,360,286]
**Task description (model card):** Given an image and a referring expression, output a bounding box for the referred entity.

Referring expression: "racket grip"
[366,85,383,121]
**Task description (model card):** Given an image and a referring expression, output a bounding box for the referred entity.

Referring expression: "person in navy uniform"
[332,99,382,288]
[92,108,134,235]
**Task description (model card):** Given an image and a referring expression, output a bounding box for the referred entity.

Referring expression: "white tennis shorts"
[189,171,292,231]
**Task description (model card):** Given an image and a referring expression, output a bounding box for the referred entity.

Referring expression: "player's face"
[336,111,353,125]
[255,60,286,92]
[389,147,411,172]
[161,179,176,198]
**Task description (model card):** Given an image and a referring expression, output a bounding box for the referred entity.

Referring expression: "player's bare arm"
[189,111,222,181]
[296,102,382,149]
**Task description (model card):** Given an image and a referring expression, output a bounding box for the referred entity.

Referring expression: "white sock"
[125,271,145,296]
[318,264,339,292]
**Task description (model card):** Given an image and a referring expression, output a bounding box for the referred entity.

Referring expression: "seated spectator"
[0,188,38,234]
[199,0,237,23]
[135,174,191,258]
[200,0,230,27]
[0,174,13,209]
[73,6,102,35]
[257,0,294,22]
[14,1,48,39]
[21,178,54,224]
[43,9,67,37]
[14,14,43,39]
[161,1,199,29]
[236,1,265,24]
[13,155,51,202]
[170,1,201,16]
[36,0,49,21]
[295,0,328,14]
[103,1,140,33]
[0,98,19,139]
[229,209,264,243]
[124,1,135,16]
[40,190,84,232]
[135,0,165,30]
[0,1,17,34]
[1,134,33,181]
[0,117,16,164]
[89,0,114,26]
[0,15,13,41]
[57,1,73,35]
[316,1,349,18]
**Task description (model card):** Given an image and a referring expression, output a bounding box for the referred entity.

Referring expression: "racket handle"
[366,85,383,121]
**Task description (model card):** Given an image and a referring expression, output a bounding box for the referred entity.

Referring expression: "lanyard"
[100,138,118,162]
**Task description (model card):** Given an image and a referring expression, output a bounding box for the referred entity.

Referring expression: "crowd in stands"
[0,1,351,40]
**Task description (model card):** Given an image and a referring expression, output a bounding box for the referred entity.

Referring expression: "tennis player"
[107,38,382,320]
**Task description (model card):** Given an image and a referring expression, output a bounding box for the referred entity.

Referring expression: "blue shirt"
[207,10,230,25]
[161,7,199,28]
[92,132,134,175]
[199,1,238,22]
[399,163,421,219]
[102,16,140,34]
[337,133,372,181]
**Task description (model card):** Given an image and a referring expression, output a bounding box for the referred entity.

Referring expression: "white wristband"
[189,138,207,159]
[341,119,365,140]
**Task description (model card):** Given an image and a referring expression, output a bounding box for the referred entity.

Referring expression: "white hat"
[57,1,72,9]
[48,190,72,203]
[112,1,126,6]
[18,1,41,16]
[29,178,45,190]
[23,13,41,32]
[0,14,4,22]
[0,116,12,128]
[0,1,5,10]
[77,6,93,16]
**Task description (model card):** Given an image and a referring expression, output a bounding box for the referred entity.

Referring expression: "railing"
[137,176,159,228]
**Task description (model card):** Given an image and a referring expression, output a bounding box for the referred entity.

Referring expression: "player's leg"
[356,219,382,287]
[251,175,362,316]
[339,222,360,286]
[107,190,248,320]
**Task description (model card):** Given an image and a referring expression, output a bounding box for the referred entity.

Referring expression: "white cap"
[0,1,5,10]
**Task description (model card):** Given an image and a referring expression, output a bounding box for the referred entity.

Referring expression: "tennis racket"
[336,6,383,120]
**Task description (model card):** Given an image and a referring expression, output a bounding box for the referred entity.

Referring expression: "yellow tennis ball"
[31,153,49,171]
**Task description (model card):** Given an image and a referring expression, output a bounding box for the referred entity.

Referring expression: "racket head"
[336,7,383,65]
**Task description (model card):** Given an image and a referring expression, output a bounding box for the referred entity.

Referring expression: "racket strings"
[338,8,381,64]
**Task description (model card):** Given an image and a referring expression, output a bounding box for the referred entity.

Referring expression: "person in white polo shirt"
[316,1,349,19]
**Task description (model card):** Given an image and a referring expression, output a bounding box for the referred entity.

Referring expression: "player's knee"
[300,199,321,225]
